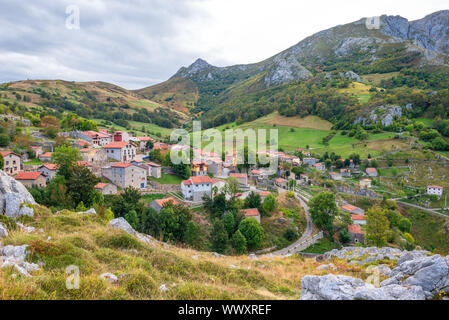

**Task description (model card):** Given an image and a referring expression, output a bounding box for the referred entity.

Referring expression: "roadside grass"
[301,237,341,254]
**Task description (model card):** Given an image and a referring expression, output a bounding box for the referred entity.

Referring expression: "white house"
[109,163,147,189]
[360,179,372,189]
[427,185,443,197]
[38,163,59,183]
[104,141,137,162]
[78,131,112,147]
[366,167,378,177]
[330,172,342,180]
[181,176,212,202]
[0,151,21,176]
[94,182,118,195]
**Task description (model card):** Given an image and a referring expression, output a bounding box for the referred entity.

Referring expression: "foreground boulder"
[300,274,425,300]
[0,245,40,277]
[0,170,36,218]
[302,247,448,300]
[108,217,156,245]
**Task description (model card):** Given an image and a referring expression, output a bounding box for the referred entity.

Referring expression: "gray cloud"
[1,0,447,89]
[0,0,209,89]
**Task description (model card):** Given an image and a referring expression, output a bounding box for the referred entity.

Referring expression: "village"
[1,127,446,247]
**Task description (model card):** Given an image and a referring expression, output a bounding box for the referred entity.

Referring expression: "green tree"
[0,134,10,147]
[66,164,100,208]
[339,228,351,244]
[125,210,140,230]
[238,218,264,251]
[366,206,390,247]
[398,218,412,233]
[309,192,337,234]
[244,191,261,209]
[0,153,3,170]
[52,146,82,179]
[211,218,229,253]
[262,193,277,215]
[231,230,247,254]
[222,211,236,237]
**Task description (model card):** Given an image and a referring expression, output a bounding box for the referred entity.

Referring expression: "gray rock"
[0,170,36,218]
[108,217,157,245]
[0,222,8,238]
[100,273,118,283]
[0,245,39,277]
[378,264,392,277]
[300,274,426,300]
[79,208,96,215]
[19,205,34,217]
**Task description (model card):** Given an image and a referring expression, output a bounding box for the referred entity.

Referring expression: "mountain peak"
[173,58,214,79]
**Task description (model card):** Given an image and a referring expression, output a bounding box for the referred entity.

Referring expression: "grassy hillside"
[0,207,366,300]
[135,77,199,113]
[213,113,401,157]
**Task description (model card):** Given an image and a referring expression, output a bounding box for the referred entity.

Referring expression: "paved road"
[265,192,316,256]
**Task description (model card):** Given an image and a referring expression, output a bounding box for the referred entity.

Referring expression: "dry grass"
[254,113,333,131]
[0,207,367,300]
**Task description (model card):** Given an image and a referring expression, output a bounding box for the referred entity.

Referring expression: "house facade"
[181,176,212,202]
[0,151,21,176]
[242,208,261,223]
[105,141,137,162]
[342,204,365,215]
[38,164,59,182]
[230,173,248,186]
[78,131,112,147]
[109,163,147,189]
[191,161,208,177]
[15,171,47,188]
[149,197,179,213]
[427,185,443,196]
[94,182,117,195]
[366,167,378,177]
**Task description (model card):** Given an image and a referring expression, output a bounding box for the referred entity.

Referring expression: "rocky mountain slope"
[136,10,449,127]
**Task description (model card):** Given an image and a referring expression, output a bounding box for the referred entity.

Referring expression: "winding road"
[263,191,319,257]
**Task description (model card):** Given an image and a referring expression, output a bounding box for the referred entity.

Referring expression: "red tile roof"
[275,178,287,183]
[258,191,271,197]
[77,161,92,167]
[76,140,91,146]
[348,224,363,234]
[154,197,179,207]
[428,185,443,189]
[351,215,367,221]
[190,176,212,184]
[95,183,108,189]
[111,163,133,168]
[243,208,260,217]
[342,204,361,213]
[15,171,42,180]
[147,162,161,167]
[137,136,154,142]
[366,167,377,173]
[230,173,247,178]
[104,141,130,149]
[39,152,52,158]
[0,151,20,157]
[40,164,59,170]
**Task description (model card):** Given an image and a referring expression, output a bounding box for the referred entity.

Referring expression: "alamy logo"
[65,5,80,30]
[66,265,80,290]
[365,16,380,30]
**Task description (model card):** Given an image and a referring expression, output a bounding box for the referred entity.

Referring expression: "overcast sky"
[0,0,448,89]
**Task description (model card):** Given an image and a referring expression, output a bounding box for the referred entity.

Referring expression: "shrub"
[0,215,17,231]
